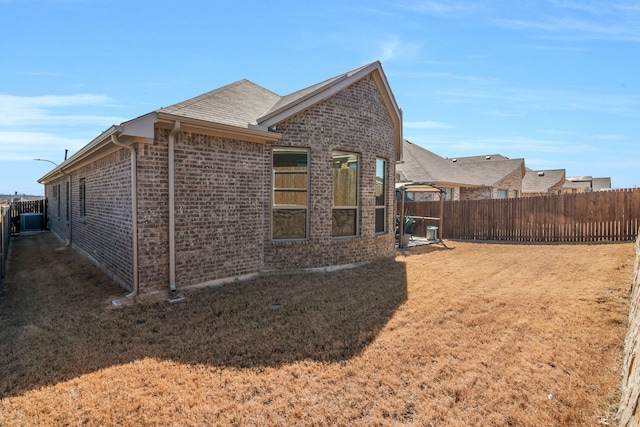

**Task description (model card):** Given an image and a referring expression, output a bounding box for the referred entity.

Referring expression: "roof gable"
[258,61,403,161]
[522,169,566,193]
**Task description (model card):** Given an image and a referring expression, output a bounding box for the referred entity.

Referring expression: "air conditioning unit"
[20,213,43,231]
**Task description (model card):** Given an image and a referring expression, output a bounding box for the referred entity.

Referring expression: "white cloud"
[377,36,421,62]
[396,1,478,16]
[404,120,451,129]
[0,131,88,161]
[0,94,123,127]
[494,2,640,43]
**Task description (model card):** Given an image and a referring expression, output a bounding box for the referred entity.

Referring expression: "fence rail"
[403,188,640,242]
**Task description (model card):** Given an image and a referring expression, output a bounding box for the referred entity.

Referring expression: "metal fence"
[403,188,640,242]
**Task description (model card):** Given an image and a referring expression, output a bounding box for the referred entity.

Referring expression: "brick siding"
[263,75,396,271]
[46,149,134,289]
[45,73,398,295]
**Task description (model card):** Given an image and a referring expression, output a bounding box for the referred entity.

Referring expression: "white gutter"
[111,133,139,297]
[168,120,180,292]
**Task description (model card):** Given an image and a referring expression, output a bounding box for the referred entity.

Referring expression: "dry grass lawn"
[0,233,634,426]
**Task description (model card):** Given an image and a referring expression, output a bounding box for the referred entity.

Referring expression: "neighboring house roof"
[457,158,525,187]
[593,177,612,190]
[522,169,566,193]
[40,61,402,183]
[397,141,525,188]
[447,154,526,187]
[450,154,510,163]
[563,176,613,191]
[564,180,591,190]
[397,140,478,187]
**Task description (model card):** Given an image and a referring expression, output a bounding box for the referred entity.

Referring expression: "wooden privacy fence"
[9,199,47,235]
[1,206,10,284]
[404,188,640,242]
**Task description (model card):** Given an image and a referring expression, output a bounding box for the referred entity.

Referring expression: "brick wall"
[460,187,492,201]
[173,132,266,287]
[45,72,398,295]
[45,149,134,290]
[263,74,396,271]
[494,167,524,197]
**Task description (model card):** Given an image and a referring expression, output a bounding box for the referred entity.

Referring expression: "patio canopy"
[395,182,445,247]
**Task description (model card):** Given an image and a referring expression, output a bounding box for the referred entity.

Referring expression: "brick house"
[522,168,566,196]
[39,61,402,298]
[397,140,525,201]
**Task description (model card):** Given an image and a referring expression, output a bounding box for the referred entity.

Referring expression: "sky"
[1,0,638,195]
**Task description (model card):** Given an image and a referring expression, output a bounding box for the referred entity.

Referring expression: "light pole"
[33,158,58,167]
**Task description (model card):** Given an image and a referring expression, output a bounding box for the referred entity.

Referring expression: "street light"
[33,158,58,167]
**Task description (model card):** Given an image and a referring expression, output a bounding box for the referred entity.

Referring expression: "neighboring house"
[38,61,402,298]
[562,176,612,193]
[451,154,525,200]
[396,141,525,201]
[396,140,479,201]
[522,168,566,197]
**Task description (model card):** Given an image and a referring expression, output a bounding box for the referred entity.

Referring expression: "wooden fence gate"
[8,199,48,235]
[403,188,640,242]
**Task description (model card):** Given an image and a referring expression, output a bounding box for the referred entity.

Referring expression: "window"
[272,149,308,239]
[443,187,453,201]
[497,189,508,199]
[79,178,86,217]
[56,184,61,218]
[332,151,358,237]
[375,158,386,233]
[65,181,70,221]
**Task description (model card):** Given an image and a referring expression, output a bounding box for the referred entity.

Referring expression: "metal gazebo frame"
[396,182,445,248]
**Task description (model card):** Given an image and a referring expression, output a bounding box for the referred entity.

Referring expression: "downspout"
[56,168,71,246]
[111,134,139,297]
[439,190,444,242]
[168,121,180,293]
[399,187,406,248]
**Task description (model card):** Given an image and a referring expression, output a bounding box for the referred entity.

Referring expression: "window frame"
[65,181,70,222]
[79,178,86,218]
[375,157,387,234]
[331,150,360,238]
[271,147,310,240]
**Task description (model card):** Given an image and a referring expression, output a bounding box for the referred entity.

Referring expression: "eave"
[156,112,282,144]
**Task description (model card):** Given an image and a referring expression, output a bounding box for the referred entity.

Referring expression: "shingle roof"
[397,142,525,188]
[158,62,381,129]
[259,63,372,122]
[158,79,281,128]
[451,154,510,163]
[457,157,525,187]
[396,140,478,186]
[522,169,565,193]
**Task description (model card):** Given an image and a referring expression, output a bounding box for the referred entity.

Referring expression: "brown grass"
[0,233,634,426]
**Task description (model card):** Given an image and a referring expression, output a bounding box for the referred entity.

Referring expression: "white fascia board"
[157,112,282,143]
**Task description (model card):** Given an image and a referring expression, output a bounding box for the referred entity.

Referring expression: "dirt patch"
[0,233,634,426]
